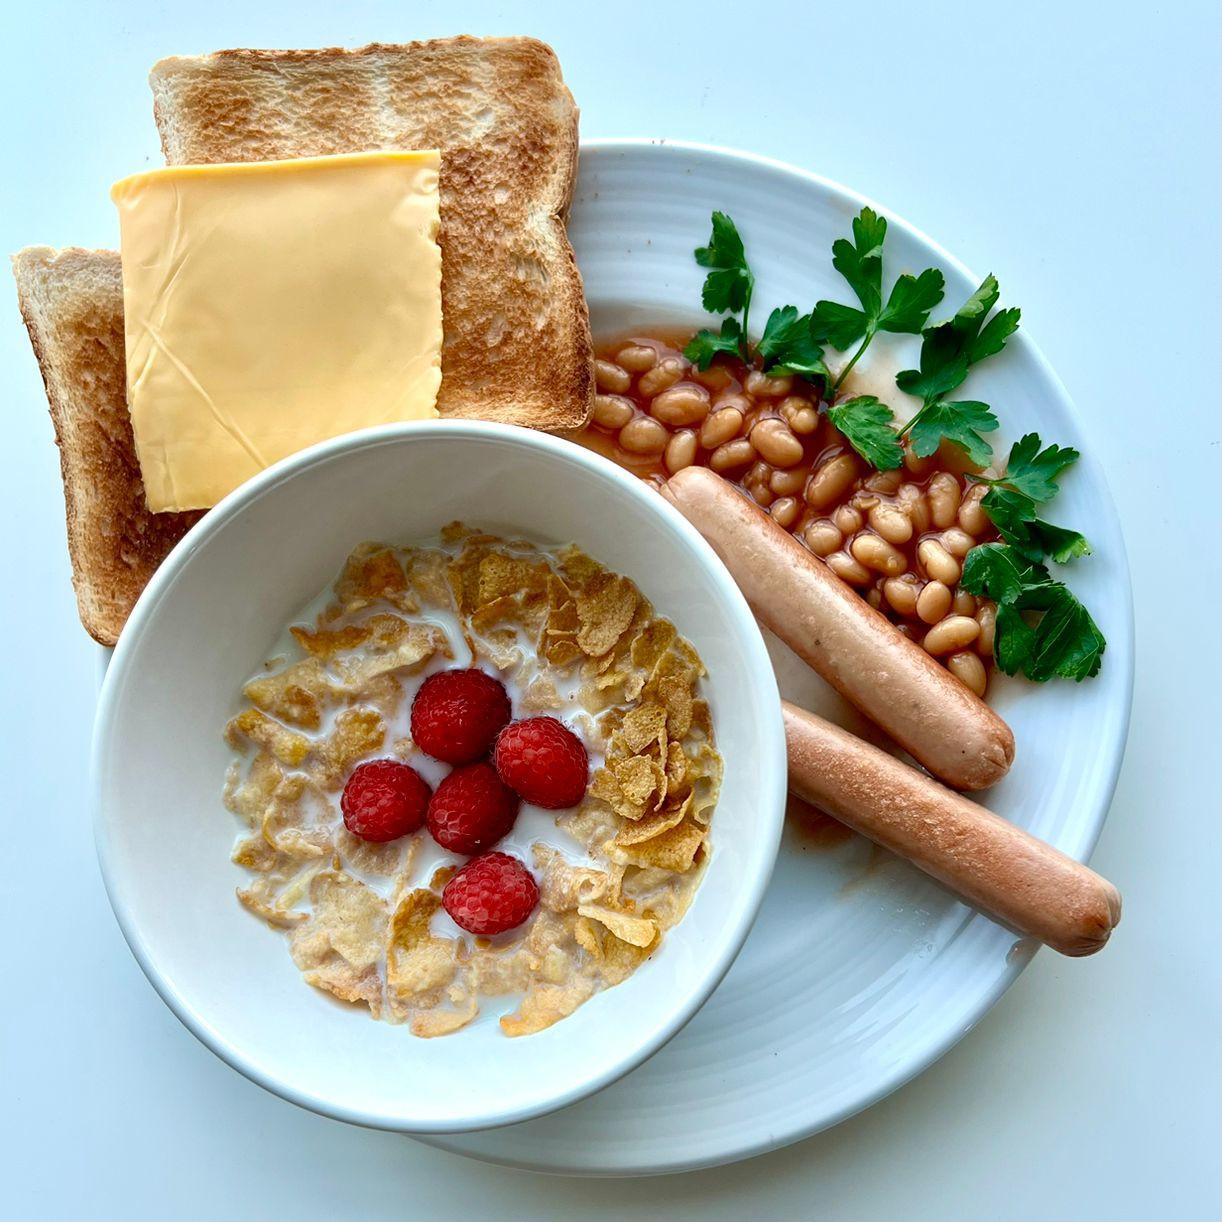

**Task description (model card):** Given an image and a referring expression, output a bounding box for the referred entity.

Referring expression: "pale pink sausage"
[664,466,1014,791]
[784,701,1120,956]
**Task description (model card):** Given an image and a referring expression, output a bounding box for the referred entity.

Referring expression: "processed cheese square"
[112,151,442,511]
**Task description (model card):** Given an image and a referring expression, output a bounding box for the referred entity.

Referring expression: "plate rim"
[415,137,1136,1175]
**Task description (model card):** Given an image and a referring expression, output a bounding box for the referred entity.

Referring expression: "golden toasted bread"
[149,37,593,430]
[12,248,201,645]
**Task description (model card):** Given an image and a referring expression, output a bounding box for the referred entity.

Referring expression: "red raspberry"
[426,762,520,855]
[442,852,539,935]
[340,759,431,842]
[493,716,589,810]
[410,668,512,764]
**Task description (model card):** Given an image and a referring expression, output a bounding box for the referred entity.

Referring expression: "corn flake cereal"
[223,528,722,1037]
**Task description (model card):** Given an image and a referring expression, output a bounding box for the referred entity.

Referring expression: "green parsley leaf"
[831,207,887,317]
[895,275,1022,465]
[992,433,1080,503]
[960,542,1044,604]
[811,299,870,351]
[969,306,1022,363]
[993,602,1036,676]
[758,307,831,379]
[683,318,744,371]
[896,274,1019,405]
[908,399,999,465]
[826,396,904,470]
[694,212,754,316]
[894,339,970,402]
[981,487,1091,563]
[877,267,946,334]
[814,211,944,381]
[961,542,1104,681]
[1024,520,1093,564]
[1018,585,1106,681]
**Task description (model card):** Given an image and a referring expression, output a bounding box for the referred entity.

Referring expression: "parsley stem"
[896,398,932,440]
[831,326,874,395]
[741,277,754,362]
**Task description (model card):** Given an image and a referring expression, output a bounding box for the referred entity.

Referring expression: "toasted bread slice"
[149,37,593,430]
[12,248,201,645]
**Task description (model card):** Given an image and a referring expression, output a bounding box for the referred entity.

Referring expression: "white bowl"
[92,420,787,1133]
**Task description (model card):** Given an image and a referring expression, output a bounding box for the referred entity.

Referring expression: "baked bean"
[825,550,872,586]
[850,491,880,512]
[691,364,732,392]
[744,370,793,398]
[923,615,981,656]
[947,650,988,696]
[897,483,931,533]
[651,384,710,426]
[976,602,996,658]
[618,416,668,455]
[616,344,657,373]
[638,358,684,398]
[700,407,744,449]
[941,527,975,558]
[593,394,635,430]
[883,575,920,616]
[779,396,819,435]
[832,504,863,534]
[664,429,698,474]
[746,460,771,483]
[712,392,752,413]
[916,579,953,624]
[864,468,903,495]
[751,418,804,467]
[928,472,962,528]
[593,359,631,395]
[748,482,775,508]
[709,437,755,473]
[953,589,977,617]
[804,519,843,556]
[958,485,990,535]
[851,532,906,576]
[918,538,961,585]
[903,447,934,477]
[769,496,801,530]
[866,588,883,609]
[769,466,807,497]
[807,454,859,508]
[868,502,914,544]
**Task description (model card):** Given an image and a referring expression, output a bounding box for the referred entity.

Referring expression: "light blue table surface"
[2,1,1218,1216]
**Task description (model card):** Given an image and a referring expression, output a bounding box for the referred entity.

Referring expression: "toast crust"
[149,37,593,430]
[12,248,200,644]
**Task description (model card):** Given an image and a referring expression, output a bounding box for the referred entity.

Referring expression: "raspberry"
[426,762,520,855]
[340,759,431,842]
[442,852,539,935]
[493,716,589,810]
[410,668,512,764]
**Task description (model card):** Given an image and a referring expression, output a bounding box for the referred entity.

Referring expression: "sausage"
[784,701,1121,956]
[664,466,1014,791]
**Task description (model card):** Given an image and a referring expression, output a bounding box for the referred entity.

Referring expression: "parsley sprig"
[812,207,945,392]
[893,275,1020,466]
[678,208,1106,680]
[958,436,1102,680]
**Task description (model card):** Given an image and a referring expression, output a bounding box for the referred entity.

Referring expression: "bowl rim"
[91,418,788,1133]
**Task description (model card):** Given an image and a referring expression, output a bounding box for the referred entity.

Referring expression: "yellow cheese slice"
[112,151,443,511]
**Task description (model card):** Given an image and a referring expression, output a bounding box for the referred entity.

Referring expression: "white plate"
[418,140,1134,1174]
